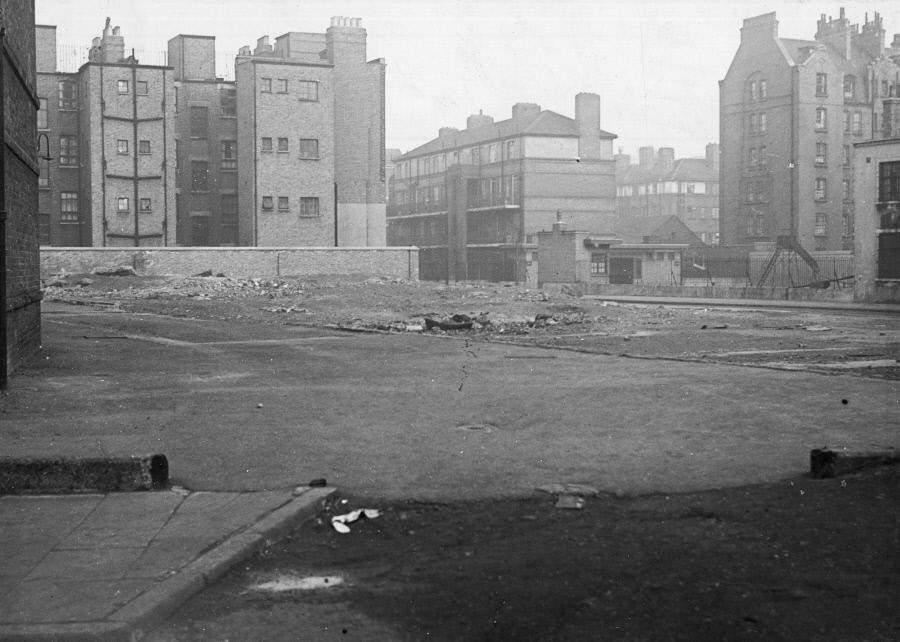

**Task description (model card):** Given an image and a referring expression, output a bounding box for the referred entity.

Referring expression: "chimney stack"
[638,146,655,170]
[705,143,720,171]
[466,110,494,130]
[657,147,675,174]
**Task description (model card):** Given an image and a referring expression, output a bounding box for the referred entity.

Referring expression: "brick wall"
[40,246,419,280]
[3,0,43,383]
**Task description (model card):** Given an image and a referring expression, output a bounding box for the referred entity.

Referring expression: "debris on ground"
[332,508,382,534]
[554,495,586,509]
[536,483,600,496]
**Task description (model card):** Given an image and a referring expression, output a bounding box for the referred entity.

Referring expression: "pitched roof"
[578,214,702,245]
[778,38,819,64]
[618,157,717,184]
[400,110,616,160]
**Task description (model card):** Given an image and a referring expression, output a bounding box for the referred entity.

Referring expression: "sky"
[35,0,900,160]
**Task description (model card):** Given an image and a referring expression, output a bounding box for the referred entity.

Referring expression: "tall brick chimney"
[326,16,367,65]
[575,92,603,160]
[512,102,541,123]
[657,147,675,174]
[89,18,125,63]
[466,110,494,130]
[638,146,655,170]
[705,143,720,171]
[815,8,852,60]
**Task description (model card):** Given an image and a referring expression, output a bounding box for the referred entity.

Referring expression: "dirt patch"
[150,465,900,641]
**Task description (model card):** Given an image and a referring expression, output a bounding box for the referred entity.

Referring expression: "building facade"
[36,16,385,249]
[854,97,900,301]
[616,144,720,244]
[235,17,386,247]
[720,9,900,252]
[387,94,617,282]
[36,21,176,247]
[2,0,42,386]
[168,35,238,246]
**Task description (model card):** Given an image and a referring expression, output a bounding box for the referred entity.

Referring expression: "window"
[261,196,274,210]
[590,253,607,276]
[759,112,767,133]
[488,144,498,163]
[815,142,826,165]
[297,80,318,101]
[191,161,209,191]
[842,207,853,236]
[278,196,289,210]
[139,197,152,212]
[174,139,180,170]
[879,161,900,202]
[190,106,208,138]
[749,147,758,166]
[220,88,236,117]
[815,107,827,131]
[758,145,767,166]
[60,192,78,222]
[815,177,827,201]
[712,207,719,219]
[221,195,238,244]
[58,80,77,109]
[261,77,272,93]
[136,80,148,95]
[117,197,130,212]
[59,135,78,166]
[843,75,855,100]
[117,139,129,155]
[746,213,767,236]
[38,158,50,188]
[117,80,129,95]
[815,73,827,96]
[37,97,48,129]
[843,145,851,166]
[277,79,288,93]
[749,80,757,101]
[299,138,319,159]
[277,137,289,153]
[471,147,480,164]
[687,182,696,194]
[138,140,151,154]
[842,178,851,201]
[759,80,767,99]
[748,113,757,135]
[882,80,889,98]
[815,213,828,236]
[852,111,862,136]
[843,111,850,134]
[504,140,515,159]
[174,86,179,113]
[261,137,273,152]
[300,196,320,217]
[221,140,236,170]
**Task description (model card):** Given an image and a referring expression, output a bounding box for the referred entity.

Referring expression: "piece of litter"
[804,325,832,332]
[308,478,328,487]
[331,508,381,533]
[555,495,586,509]
[170,485,190,496]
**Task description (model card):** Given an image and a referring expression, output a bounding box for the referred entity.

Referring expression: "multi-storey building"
[235,17,386,247]
[36,20,176,247]
[168,35,238,245]
[387,94,617,282]
[615,144,720,244]
[37,16,385,248]
[720,9,900,252]
[854,97,900,301]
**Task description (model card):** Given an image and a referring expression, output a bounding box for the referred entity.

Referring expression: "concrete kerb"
[810,448,900,478]
[0,486,337,642]
[0,455,169,494]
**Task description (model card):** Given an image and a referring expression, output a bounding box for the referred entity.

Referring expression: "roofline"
[170,34,216,40]
[235,56,333,69]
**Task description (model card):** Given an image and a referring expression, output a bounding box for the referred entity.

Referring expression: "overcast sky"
[35,0,900,160]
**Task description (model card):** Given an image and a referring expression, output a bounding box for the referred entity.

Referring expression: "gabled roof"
[778,38,819,64]
[578,214,703,246]
[400,110,616,160]
[618,157,717,184]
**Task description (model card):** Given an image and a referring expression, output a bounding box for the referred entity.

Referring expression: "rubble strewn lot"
[43,272,900,379]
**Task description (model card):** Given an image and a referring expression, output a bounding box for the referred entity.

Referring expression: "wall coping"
[40,246,419,252]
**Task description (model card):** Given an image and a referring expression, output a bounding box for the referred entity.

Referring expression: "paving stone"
[0,578,147,624]
[57,492,184,549]
[25,547,144,581]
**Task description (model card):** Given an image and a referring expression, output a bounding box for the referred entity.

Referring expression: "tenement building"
[615,144,720,244]
[36,16,385,248]
[720,9,900,251]
[387,94,617,282]
[36,20,176,246]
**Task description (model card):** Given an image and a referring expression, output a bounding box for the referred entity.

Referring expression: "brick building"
[36,20,176,247]
[387,94,617,282]
[168,35,238,245]
[1,0,42,386]
[720,9,900,252]
[615,144,720,244]
[235,16,386,247]
[37,16,385,249]
[853,97,900,301]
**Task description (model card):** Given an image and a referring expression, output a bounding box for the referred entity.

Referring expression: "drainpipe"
[0,28,7,389]
[131,55,139,246]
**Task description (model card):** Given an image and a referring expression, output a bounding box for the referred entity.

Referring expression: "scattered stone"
[555,495,586,509]
[536,483,600,496]
[76,278,94,287]
[92,265,137,276]
[308,478,328,487]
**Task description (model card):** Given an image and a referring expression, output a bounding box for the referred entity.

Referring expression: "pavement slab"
[0,487,335,641]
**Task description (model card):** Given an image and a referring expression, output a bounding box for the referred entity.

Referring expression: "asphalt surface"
[3,303,897,501]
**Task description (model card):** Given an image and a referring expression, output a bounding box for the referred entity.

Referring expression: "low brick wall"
[40,247,420,281]
[582,283,855,302]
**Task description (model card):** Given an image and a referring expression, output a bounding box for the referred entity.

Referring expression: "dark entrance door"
[191,216,210,246]
[609,257,634,284]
